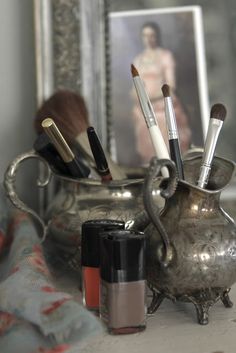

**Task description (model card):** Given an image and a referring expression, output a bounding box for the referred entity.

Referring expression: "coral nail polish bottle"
[81,219,124,312]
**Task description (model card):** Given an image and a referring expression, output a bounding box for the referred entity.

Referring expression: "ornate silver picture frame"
[34,0,109,212]
[34,0,109,147]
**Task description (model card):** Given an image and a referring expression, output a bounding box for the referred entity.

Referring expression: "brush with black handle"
[41,118,90,179]
[161,84,184,180]
[87,126,113,182]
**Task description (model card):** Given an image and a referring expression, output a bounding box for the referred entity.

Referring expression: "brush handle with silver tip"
[42,118,90,178]
[164,97,184,180]
[197,118,223,188]
[133,77,169,177]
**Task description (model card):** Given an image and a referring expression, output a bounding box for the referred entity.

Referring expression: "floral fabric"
[0,186,103,353]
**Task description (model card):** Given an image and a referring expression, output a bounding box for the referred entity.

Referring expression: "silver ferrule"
[197,118,223,188]
[164,97,178,140]
[197,165,211,188]
[133,77,157,128]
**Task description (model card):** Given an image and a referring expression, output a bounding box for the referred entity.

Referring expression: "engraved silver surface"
[142,154,236,324]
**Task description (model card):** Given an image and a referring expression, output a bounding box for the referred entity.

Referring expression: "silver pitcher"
[4,150,162,271]
[139,155,236,324]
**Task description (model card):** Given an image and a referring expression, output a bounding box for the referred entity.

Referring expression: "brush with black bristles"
[161,84,184,180]
[197,103,227,189]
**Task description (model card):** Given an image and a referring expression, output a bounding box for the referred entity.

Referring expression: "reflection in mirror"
[35,0,236,209]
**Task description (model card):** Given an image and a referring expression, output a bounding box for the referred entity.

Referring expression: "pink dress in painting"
[132,48,191,165]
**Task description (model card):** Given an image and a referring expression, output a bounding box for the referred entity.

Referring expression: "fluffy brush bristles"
[161,84,170,98]
[131,64,139,77]
[210,103,227,121]
[34,90,89,143]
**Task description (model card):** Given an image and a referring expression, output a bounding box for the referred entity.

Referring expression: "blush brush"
[35,90,126,180]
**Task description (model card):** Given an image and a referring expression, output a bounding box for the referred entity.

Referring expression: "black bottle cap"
[81,219,125,268]
[100,230,146,283]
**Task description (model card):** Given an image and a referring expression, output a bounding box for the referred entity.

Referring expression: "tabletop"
[49,195,236,353]
[78,284,236,353]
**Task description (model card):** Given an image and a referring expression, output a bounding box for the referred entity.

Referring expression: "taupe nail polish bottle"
[100,230,146,334]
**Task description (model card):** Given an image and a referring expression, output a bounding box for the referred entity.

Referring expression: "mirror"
[34,0,236,218]
[34,0,236,163]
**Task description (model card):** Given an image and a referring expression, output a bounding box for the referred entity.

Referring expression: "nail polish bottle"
[81,219,124,312]
[100,230,146,334]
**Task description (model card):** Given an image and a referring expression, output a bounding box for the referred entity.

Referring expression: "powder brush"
[35,90,126,180]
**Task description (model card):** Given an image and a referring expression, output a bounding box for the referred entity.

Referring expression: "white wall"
[0,0,38,210]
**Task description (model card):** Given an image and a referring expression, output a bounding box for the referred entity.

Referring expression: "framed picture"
[109,6,209,166]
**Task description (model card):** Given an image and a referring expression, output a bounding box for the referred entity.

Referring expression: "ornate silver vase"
[141,155,236,324]
[4,150,150,271]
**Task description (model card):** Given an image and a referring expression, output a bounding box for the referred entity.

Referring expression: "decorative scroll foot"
[194,303,210,325]
[146,287,231,323]
[221,289,233,308]
[148,291,165,314]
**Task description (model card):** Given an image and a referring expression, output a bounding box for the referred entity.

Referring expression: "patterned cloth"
[0,186,103,353]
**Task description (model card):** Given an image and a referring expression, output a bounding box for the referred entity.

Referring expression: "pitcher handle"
[143,157,177,267]
[4,149,52,241]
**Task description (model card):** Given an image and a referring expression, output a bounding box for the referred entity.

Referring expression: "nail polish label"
[100,280,146,329]
[82,267,100,310]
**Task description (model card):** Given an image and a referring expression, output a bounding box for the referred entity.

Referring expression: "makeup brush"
[131,64,169,177]
[87,127,113,181]
[161,84,184,180]
[197,103,227,189]
[42,118,90,178]
[35,90,126,180]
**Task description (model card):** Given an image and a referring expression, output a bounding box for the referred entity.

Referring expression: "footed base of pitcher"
[148,285,233,325]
